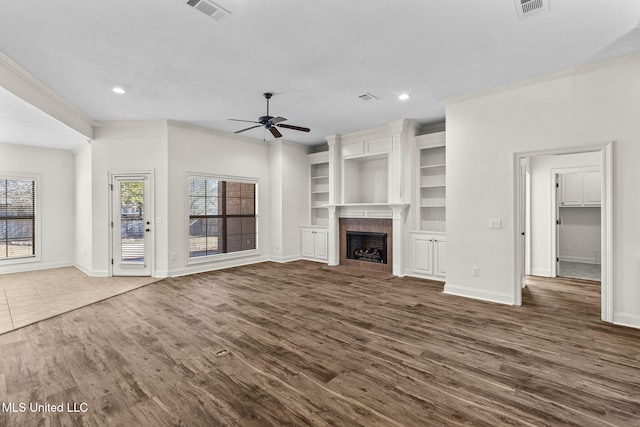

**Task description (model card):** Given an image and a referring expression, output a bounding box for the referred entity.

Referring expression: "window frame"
[186,173,259,264]
[0,172,41,265]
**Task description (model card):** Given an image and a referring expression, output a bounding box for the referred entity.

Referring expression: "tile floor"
[558,261,601,281]
[0,267,159,334]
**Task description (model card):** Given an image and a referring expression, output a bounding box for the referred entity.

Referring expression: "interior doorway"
[110,173,153,276]
[554,170,601,281]
[514,143,612,322]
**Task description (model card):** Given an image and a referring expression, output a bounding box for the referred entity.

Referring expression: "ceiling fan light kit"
[229,93,311,140]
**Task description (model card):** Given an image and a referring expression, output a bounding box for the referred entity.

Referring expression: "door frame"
[108,170,155,277]
[513,142,613,322]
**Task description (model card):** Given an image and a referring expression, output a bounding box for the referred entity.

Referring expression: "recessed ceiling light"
[112,87,126,94]
[398,93,411,101]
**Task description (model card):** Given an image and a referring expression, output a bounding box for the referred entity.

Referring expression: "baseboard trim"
[559,256,597,264]
[613,312,640,330]
[530,268,552,277]
[270,255,302,263]
[0,260,74,275]
[168,255,270,277]
[443,282,514,305]
[74,263,93,276]
[154,270,169,278]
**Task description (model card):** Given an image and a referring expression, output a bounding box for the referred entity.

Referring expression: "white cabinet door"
[413,236,434,276]
[301,229,316,258]
[314,229,328,261]
[561,172,582,206]
[434,239,447,277]
[583,171,601,206]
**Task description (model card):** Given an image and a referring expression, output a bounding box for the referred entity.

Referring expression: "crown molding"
[444,52,640,107]
[0,51,94,139]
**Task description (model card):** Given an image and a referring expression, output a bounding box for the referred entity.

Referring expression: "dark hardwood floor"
[1,261,639,426]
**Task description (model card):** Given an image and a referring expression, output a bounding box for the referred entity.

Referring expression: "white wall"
[166,122,271,276]
[529,152,600,276]
[269,142,283,260]
[558,207,600,264]
[445,54,640,328]
[74,144,92,274]
[279,141,309,260]
[91,121,168,277]
[0,143,75,273]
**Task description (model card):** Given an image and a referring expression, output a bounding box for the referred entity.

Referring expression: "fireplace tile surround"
[340,218,392,273]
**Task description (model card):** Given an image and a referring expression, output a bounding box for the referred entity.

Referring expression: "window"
[188,176,256,258]
[0,178,36,260]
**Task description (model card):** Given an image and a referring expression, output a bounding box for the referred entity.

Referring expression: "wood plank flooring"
[0,261,639,426]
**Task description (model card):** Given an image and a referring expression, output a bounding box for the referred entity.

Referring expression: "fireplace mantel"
[325,203,409,218]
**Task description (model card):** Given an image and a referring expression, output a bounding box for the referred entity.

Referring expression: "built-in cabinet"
[560,170,601,207]
[309,152,330,226]
[302,152,329,263]
[410,232,446,280]
[410,131,446,280]
[416,132,446,232]
[301,226,328,262]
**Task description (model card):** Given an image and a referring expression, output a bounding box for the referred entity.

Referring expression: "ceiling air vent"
[515,0,549,20]
[186,0,231,21]
[359,93,379,102]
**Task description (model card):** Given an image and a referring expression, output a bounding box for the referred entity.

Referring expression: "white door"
[560,172,582,206]
[413,236,434,276]
[583,171,601,206]
[314,229,328,261]
[112,175,152,276]
[434,239,447,277]
[301,229,316,258]
[518,162,527,288]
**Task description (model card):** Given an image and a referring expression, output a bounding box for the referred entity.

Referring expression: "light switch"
[489,219,502,229]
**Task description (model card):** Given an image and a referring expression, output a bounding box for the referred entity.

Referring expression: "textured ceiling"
[1,0,639,149]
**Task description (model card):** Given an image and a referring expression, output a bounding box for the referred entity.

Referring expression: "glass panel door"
[112,175,151,276]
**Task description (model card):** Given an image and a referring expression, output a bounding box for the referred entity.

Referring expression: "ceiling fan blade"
[269,116,287,125]
[229,118,260,124]
[268,127,283,138]
[276,123,311,132]
[234,125,262,134]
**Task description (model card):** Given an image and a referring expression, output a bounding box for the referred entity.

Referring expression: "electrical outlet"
[472,266,480,276]
[565,245,570,252]
[171,252,177,260]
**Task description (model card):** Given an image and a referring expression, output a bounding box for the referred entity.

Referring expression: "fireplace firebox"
[346,231,388,264]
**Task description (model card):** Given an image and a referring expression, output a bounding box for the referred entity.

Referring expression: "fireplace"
[346,231,387,264]
[339,218,393,273]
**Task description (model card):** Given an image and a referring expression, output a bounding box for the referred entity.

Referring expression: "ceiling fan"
[229,93,311,139]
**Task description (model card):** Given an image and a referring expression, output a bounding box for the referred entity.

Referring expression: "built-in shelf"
[416,132,446,232]
[309,153,330,227]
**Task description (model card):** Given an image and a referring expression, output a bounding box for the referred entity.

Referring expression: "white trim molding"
[613,312,640,330]
[444,283,514,305]
[513,142,613,323]
[0,51,93,139]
